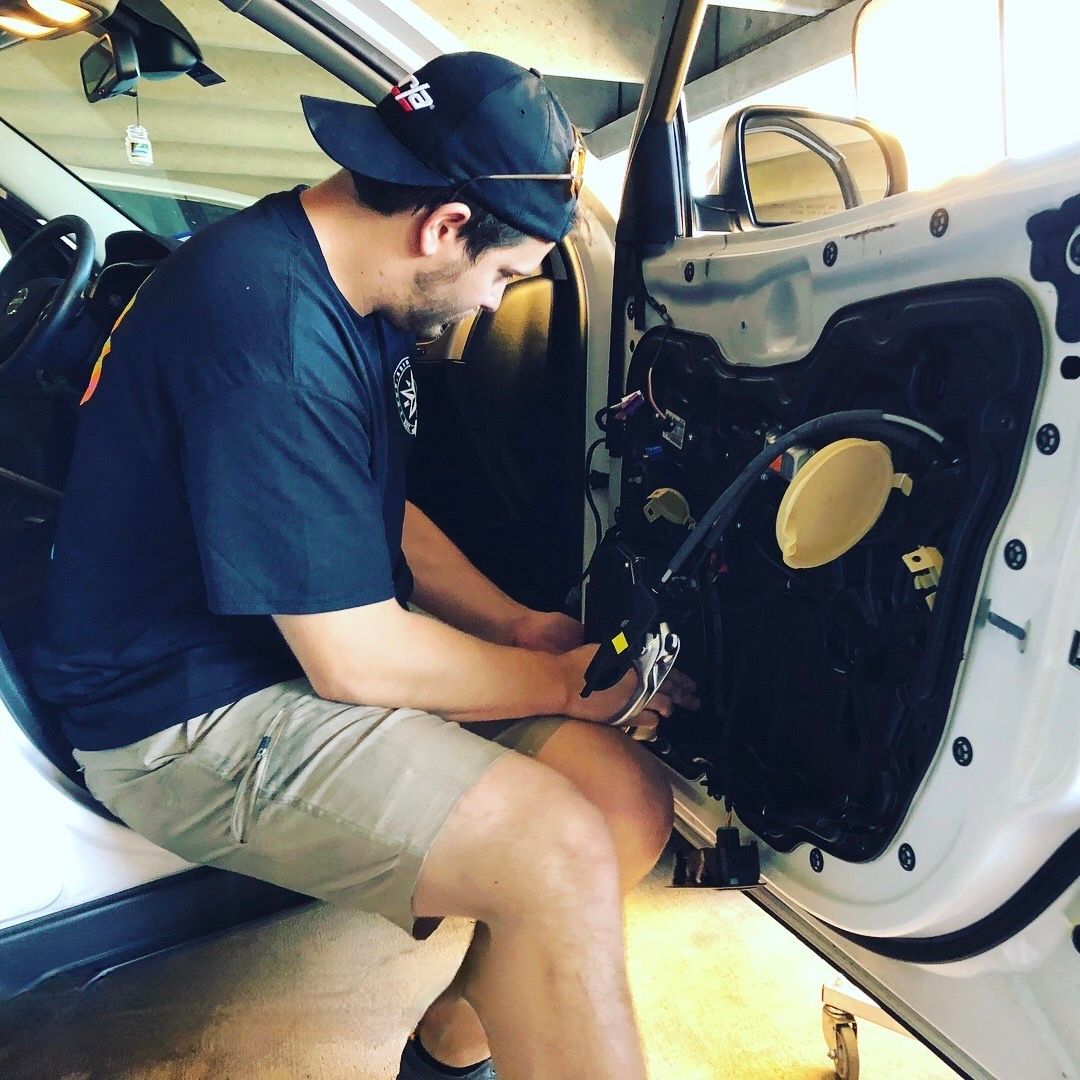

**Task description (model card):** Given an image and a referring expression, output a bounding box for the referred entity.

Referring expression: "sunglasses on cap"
[457,130,587,200]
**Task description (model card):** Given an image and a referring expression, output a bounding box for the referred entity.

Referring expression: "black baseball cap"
[301,51,584,243]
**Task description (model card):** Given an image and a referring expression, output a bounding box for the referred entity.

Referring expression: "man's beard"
[390,262,476,340]
[395,303,469,340]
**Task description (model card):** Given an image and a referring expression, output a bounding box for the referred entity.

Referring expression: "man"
[31,52,699,1080]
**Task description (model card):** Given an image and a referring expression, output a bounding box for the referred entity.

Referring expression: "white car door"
[580,2,1080,1078]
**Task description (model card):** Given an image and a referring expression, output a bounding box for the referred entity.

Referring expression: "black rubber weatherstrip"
[0,867,308,1001]
[822,828,1080,964]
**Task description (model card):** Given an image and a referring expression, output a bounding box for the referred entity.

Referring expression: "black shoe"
[396,1031,496,1080]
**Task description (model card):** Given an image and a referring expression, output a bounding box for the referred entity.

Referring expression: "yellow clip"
[612,632,629,654]
[902,546,944,610]
[643,488,695,528]
[892,473,914,496]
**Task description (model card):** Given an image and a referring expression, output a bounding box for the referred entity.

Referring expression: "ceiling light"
[0,13,53,35]
[27,0,88,22]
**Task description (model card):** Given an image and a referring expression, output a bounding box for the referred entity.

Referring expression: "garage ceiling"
[1,0,365,201]
[415,0,851,82]
[412,0,671,83]
[412,0,853,131]
[0,0,853,222]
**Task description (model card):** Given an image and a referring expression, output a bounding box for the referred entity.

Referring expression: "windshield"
[0,0,370,239]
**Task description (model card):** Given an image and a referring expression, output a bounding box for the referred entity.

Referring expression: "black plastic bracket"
[672,827,761,889]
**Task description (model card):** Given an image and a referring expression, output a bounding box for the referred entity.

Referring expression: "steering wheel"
[0,215,96,380]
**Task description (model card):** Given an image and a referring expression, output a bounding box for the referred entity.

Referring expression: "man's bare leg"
[411,739,656,1080]
[412,724,674,1076]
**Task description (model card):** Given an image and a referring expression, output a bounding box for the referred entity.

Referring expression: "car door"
[581,1,1079,1077]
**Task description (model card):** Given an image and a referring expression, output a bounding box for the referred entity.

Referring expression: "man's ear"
[416,201,473,257]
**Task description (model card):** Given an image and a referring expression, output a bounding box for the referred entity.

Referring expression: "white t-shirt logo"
[394,355,418,436]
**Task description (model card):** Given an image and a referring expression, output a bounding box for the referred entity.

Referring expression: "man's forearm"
[276,600,568,723]
[402,501,527,644]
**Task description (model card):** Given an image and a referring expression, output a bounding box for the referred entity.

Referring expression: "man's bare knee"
[533,722,675,891]
[412,751,618,924]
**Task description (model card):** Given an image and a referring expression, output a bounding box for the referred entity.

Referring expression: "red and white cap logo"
[392,74,435,112]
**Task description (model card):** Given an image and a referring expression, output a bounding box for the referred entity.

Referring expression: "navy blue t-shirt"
[31,189,418,751]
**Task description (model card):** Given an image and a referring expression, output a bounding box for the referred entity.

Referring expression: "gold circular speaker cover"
[775,439,895,568]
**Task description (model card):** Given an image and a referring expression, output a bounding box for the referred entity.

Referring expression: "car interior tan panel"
[416,267,547,362]
[447,276,557,516]
[446,276,556,515]
[462,276,555,383]
[408,265,585,613]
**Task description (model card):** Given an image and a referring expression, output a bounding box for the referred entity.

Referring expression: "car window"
[79,182,242,238]
[0,0,370,239]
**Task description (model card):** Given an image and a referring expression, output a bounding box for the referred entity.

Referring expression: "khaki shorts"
[73,678,567,939]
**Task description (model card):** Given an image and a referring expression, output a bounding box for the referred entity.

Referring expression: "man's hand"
[557,644,701,726]
[510,609,586,654]
[622,667,701,740]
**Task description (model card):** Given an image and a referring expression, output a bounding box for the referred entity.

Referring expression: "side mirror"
[704,106,907,229]
[80,30,140,102]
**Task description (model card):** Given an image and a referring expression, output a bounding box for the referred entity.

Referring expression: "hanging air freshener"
[126,123,153,167]
[125,92,153,167]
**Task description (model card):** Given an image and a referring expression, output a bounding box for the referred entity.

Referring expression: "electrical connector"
[610,390,645,422]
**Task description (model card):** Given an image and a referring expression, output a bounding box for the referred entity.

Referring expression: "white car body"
[608,119,1080,1080]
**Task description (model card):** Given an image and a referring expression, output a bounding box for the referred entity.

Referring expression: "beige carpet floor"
[0,850,959,1079]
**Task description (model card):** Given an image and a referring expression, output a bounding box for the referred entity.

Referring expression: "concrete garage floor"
[0,850,959,1079]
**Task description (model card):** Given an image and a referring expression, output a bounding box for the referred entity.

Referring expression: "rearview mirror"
[80,31,139,102]
[704,107,907,230]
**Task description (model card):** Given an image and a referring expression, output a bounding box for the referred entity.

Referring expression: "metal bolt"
[930,208,949,237]
[952,737,973,766]
[810,848,824,873]
[899,844,917,871]
[1070,233,1080,268]
[823,241,838,267]
[1036,423,1061,455]
[684,262,695,282]
[626,300,635,320]
[1004,539,1028,570]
